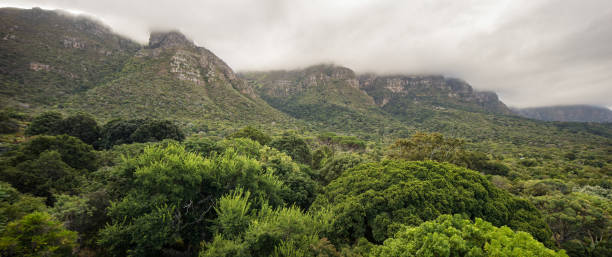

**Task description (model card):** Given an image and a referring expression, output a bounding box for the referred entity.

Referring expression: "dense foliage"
[311,160,552,245]
[371,214,568,257]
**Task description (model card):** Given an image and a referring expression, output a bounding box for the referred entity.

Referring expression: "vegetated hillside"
[65,31,291,125]
[0,7,140,108]
[0,7,292,128]
[241,65,412,139]
[513,105,612,123]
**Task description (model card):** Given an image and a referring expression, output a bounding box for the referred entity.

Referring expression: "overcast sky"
[3,0,612,108]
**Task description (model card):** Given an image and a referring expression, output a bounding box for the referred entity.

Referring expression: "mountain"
[0,8,291,126]
[359,74,511,115]
[0,7,140,108]
[512,105,612,123]
[65,30,289,124]
[241,65,410,138]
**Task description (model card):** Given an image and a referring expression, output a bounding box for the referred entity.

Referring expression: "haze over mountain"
[2,1,612,109]
[513,105,612,123]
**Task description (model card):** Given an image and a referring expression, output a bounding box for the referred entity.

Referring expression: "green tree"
[229,126,272,145]
[25,111,63,136]
[0,211,77,257]
[310,160,552,245]
[98,142,285,256]
[129,119,185,143]
[371,214,567,257]
[389,132,464,163]
[59,113,101,145]
[270,133,312,165]
[0,182,46,232]
[531,192,612,256]
[201,189,333,257]
[9,134,98,171]
[317,153,365,185]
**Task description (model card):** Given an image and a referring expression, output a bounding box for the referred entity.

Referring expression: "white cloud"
[2,0,611,108]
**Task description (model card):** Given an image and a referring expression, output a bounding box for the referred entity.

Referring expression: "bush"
[270,134,312,165]
[310,160,553,245]
[0,212,78,257]
[229,126,272,145]
[25,111,63,136]
[371,214,567,257]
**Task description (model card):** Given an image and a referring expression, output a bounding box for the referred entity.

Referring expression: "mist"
[2,0,611,108]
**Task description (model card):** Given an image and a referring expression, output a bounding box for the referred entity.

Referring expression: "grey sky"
[3,0,612,108]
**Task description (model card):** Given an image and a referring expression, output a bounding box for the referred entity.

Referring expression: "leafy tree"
[98,119,185,148]
[130,119,185,143]
[371,214,567,257]
[270,133,312,165]
[0,182,46,232]
[317,153,365,185]
[389,132,464,162]
[531,192,612,256]
[310,160,552,245]
[0,111,19,134]
[98,143,285,256]
[5,151,81,203]
[201,189,332,257]
[229,126,272,145]
[59,113,101,145]
[98,118,145,148]
[25,111,63,136]
[9,134,98,171]
[51,192,111,251]
[0,211,78,257]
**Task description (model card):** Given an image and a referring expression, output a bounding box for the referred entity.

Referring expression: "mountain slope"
[242,65,411,138]
[359,74,511,115]
[65,31,290,124]
[512,105,612,123]
[0,7,140,108]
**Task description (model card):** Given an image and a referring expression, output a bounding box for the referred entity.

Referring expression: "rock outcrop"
[359,74,511,114]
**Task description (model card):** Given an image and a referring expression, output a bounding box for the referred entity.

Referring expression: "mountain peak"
[148,30,195,49]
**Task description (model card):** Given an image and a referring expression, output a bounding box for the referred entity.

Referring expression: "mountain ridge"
[512,105,612,123]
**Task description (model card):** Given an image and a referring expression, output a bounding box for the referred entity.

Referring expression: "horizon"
[2,1,612,109]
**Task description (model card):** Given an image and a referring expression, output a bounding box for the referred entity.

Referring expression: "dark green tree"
[25,111,63,136]
[59,113,101,145]
[229,126,272,145]
[270,133,312,165]
[130,119,185,143]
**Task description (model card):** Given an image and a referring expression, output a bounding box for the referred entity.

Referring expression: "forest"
[0,110,610,257]
[0,7,611,257]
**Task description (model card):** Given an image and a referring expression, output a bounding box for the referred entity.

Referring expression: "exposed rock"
[29,62,51,71]
[359,75,511,114]
[149,31,195,49]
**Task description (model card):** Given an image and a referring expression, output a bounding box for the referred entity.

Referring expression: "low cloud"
[3,0,611,108]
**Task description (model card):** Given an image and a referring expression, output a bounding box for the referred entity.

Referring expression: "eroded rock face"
[359,75,511,114]
[143,31,257,98]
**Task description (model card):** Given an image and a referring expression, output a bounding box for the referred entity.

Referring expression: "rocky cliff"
[359,74,511,114]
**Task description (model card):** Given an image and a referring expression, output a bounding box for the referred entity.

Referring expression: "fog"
[3,0,612,108]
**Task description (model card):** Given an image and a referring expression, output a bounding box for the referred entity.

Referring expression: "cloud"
[2,0,611,108]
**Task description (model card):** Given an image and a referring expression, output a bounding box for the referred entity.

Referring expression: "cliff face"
[359,75,511,114]
[244,64,375,110]
[66,30,286,122]
[513,105,612,123]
